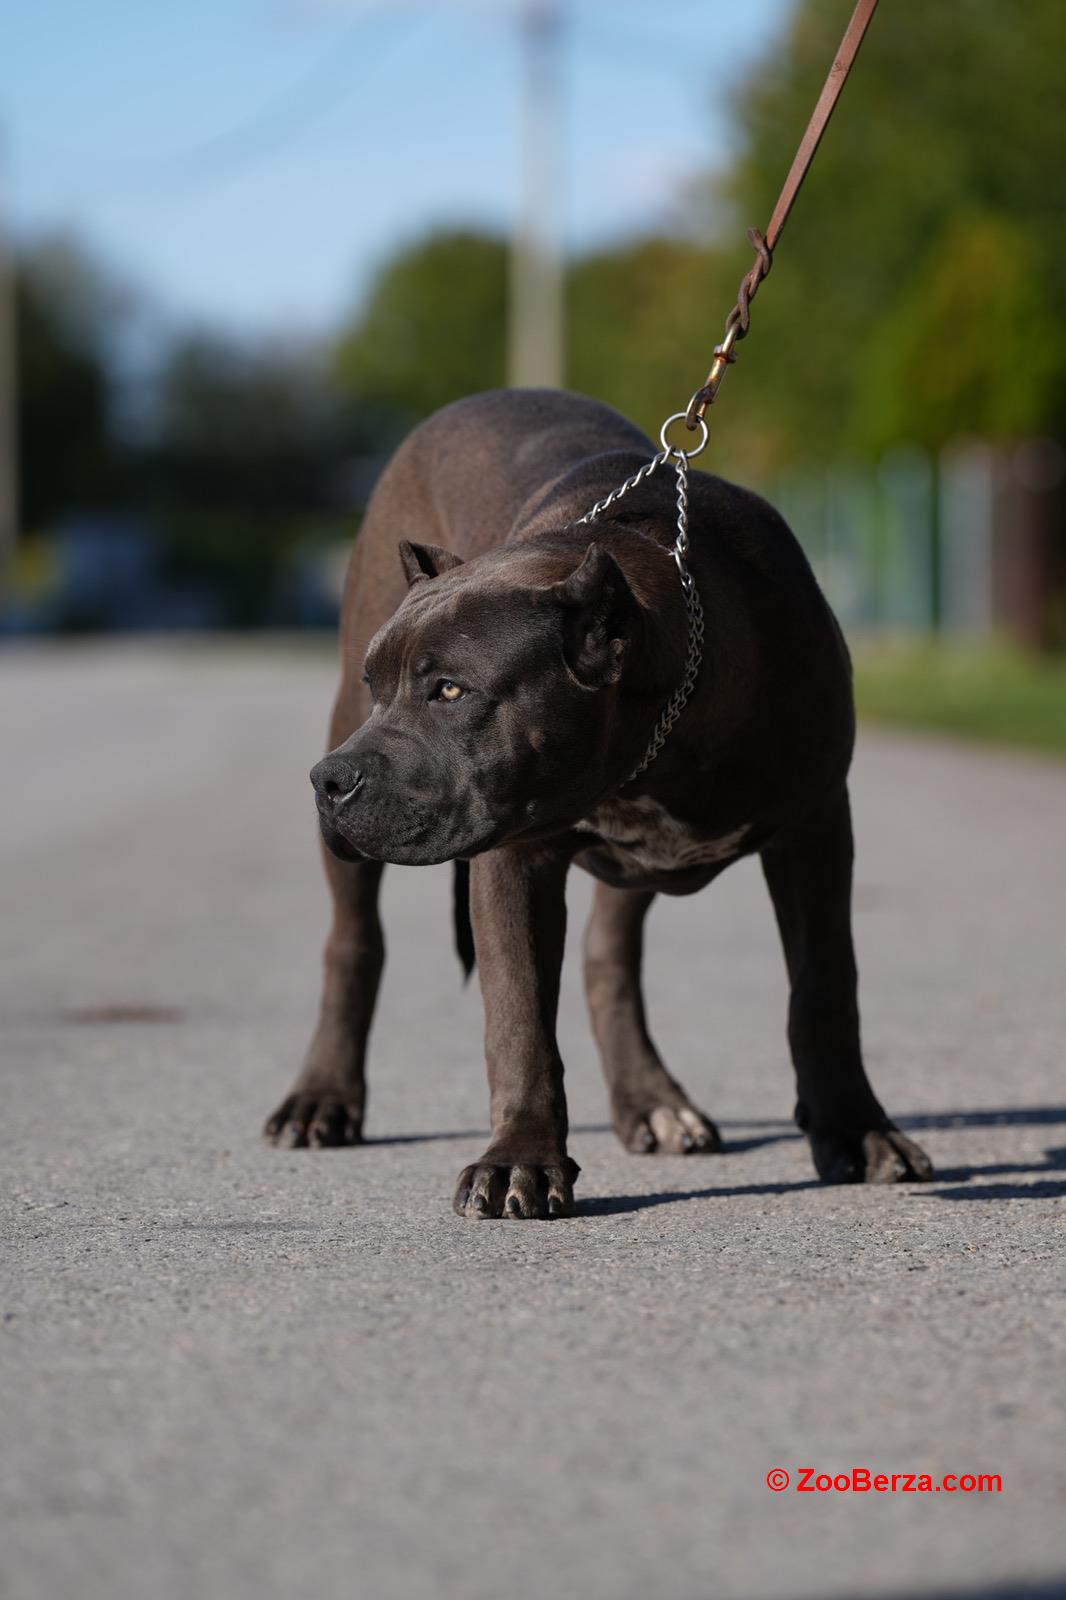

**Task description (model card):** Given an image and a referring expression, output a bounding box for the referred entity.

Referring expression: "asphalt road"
[3,641,1065,1600]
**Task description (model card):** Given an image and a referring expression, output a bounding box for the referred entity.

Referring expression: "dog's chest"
[574,795,751,876]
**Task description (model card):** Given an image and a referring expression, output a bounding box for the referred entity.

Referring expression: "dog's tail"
[453,860,475,981]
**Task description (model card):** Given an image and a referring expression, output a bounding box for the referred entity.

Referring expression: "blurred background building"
[2,0,1064,664]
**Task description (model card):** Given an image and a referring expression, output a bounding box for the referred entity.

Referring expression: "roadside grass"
[852,641,1066,759]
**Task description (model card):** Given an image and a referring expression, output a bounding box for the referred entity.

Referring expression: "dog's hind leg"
[760,783,933,1184]
[583,881,720,1155]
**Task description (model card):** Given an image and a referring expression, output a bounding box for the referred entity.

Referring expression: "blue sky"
[4,0,792,338]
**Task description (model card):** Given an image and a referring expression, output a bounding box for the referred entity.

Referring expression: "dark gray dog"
[266,389,932,1217]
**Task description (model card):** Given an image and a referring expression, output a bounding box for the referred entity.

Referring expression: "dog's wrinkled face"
[313,537,639,865]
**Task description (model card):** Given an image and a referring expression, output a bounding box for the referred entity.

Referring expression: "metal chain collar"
[576,413,707,783]
[570,0,881,781]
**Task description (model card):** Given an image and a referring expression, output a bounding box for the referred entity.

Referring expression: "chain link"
[626,450,704,780]
[576,433,705,784]
[574,449,669,528]
[568,0,882,780]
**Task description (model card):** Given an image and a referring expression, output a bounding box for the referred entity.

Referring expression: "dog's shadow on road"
[361,1124,796,1152]
[572,1107,1066,1214]
[578,1178,823,1215]
[899,1105,1066,1202]
[362,1107,1066,1206]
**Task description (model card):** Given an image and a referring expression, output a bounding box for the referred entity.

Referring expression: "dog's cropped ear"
[398,540,465,586]
[549,542,638,689]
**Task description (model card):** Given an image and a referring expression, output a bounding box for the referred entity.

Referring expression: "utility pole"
[0,127,16,599]
[508,0,564,390]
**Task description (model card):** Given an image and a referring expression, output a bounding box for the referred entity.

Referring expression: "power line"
[137,7,431,193]
[14,5,435,201]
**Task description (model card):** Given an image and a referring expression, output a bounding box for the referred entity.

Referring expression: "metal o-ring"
[659,412,709,460]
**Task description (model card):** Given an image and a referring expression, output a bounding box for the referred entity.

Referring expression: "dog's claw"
[454,1159,578,1220]
[810,1125,933,1185]
[264,1088,364,1149]
[263,1096,295,1142]
[621,1102,721,1156]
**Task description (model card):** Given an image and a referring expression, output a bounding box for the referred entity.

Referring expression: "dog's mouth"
[317,804,506,867]
[316,813,366,863]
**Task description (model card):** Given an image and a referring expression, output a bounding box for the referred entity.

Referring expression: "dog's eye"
[434,679,465,703]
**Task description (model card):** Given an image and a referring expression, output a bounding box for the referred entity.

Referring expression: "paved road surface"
[3,643,1064,1600]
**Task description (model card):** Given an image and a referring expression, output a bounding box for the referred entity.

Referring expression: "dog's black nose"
[310,754,365,809]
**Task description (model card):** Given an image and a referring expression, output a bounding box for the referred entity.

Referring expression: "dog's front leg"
[454,845,578,1219]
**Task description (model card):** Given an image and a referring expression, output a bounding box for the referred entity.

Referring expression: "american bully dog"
[265,388,932,1217]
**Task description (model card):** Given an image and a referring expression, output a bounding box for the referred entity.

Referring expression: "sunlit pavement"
[3,641,1064,1600]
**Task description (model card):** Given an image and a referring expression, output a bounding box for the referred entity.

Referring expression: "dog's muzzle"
[310,753,366,814]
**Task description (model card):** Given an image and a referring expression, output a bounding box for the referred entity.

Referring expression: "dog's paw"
[453,1158,579,1219]
[264,1088,364,1149]
[809,1124,933,1185]
[615,1101,721,1155]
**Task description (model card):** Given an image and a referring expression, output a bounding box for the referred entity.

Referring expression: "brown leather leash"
[683,0,879,431]
[577,0,880,783]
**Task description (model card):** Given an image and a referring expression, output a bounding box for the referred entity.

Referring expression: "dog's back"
[363,389,652,559]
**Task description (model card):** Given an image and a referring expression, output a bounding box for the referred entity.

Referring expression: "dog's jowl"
[265,389,932,1216]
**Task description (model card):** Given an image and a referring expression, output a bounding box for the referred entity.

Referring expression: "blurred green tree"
[150,334,351,511]
[144,333,372,624]
[329,4,1066,479]
[334,228,736,459]
[566,238,730,447]
[16,236,124,528]
[334,230,508,430]
[714,0,1066,468]
[861,212,1066,453]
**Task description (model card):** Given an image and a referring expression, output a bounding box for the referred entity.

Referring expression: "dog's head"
[312,537,641,864]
